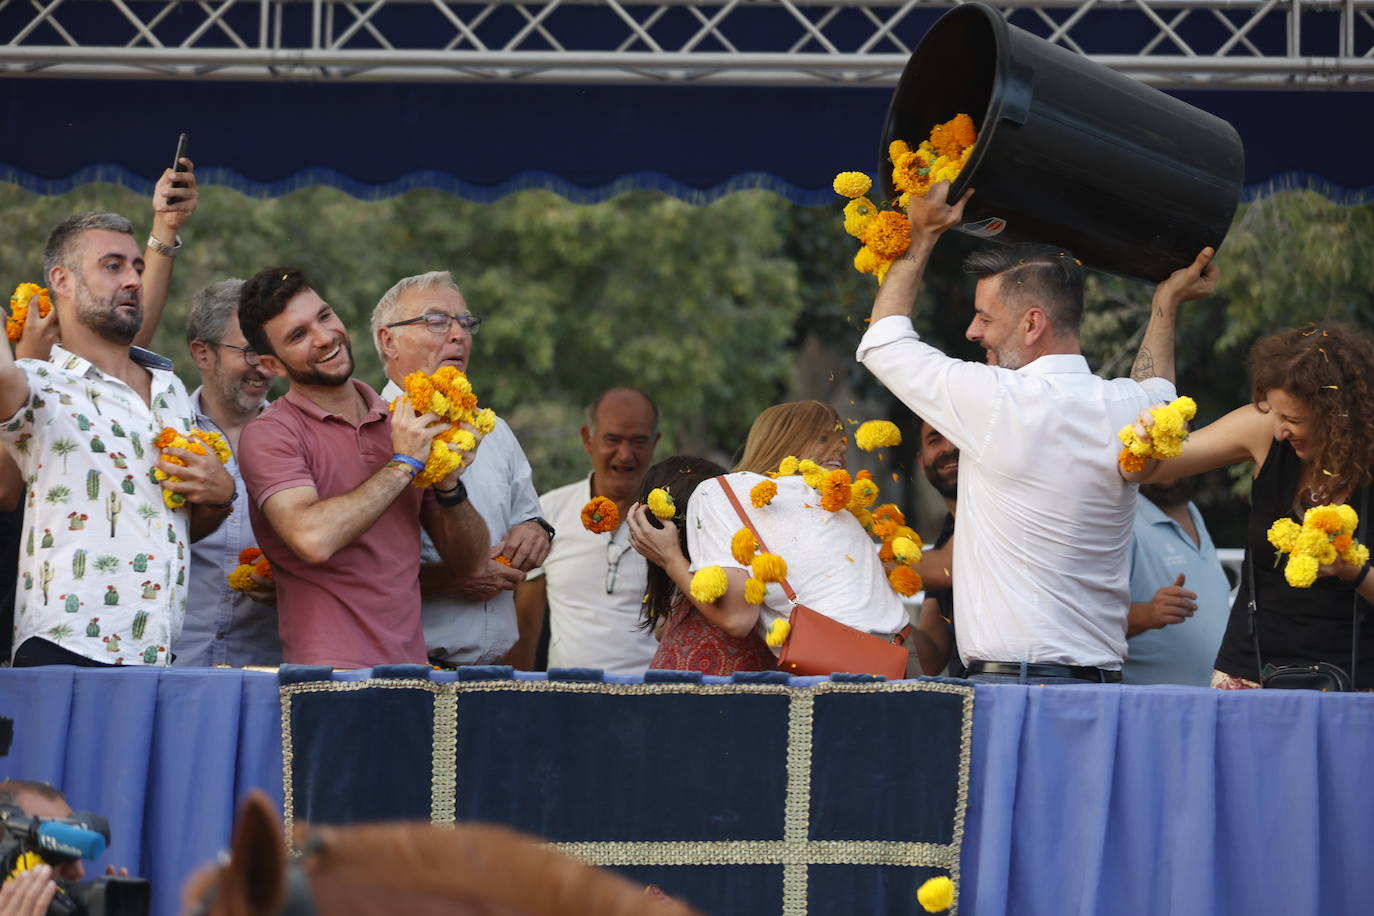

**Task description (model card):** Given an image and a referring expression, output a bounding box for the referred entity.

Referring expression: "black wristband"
[1352,564,1371,590]
[204,486,237,512]
[435,478,468,507]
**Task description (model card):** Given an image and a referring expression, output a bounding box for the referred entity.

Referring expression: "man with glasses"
[372,271,551,668]
[176,279,280,667]
[510,387,660,674]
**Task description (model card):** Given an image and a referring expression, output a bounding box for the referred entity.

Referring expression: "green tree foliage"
[0,184,802,490]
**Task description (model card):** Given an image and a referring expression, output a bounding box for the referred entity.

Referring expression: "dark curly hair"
[238,265,315,357]
[636,455,727,631]
[1250,322,1374,490]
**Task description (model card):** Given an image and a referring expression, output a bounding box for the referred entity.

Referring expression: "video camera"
[0,804,149,916]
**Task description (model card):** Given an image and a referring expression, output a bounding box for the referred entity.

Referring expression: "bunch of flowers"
[1267,503,1369,588]
[227,547,272,593]
[7,283,52,342]
[833,114,979,284]
[153,427,232,508]
[1117,396,1197,473]
[393,366,497,488]
[580,496,619,534]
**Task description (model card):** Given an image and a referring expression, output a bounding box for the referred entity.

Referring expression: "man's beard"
[282,336,354,388]
[923,453,959,500]
[75,278,141,345]
[212,362,270,414]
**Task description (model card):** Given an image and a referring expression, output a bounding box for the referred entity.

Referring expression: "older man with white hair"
[372,271,552,667]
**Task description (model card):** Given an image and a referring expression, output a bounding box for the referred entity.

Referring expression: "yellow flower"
[849,477,879,511]
[647,488,676,519]
[819,469,852,513]
[731,528,759,566]
[892,526,921,546]
[850,507,875,532]
[875,259,894,285]
[1285,554,1320,588]
[1267,518,1301,554]
[1341,543,1371,567]
[765,618,791,647]
[930,112,977,158]
[855,420,902,451]
[1336,504,1360,533]
[752,553,788,583]
[891,536,922,565]
[853,245,882,275]
[744,577,767,606]
[1294,526,1332,559]
[227,564,257,592]
[750,480,778,508]
[473,408,497,435]
[798,460,827,490]
[778,456,800,477]
[1117,396,1195,465]
[832,171,873,199]
[1304,505,1344,534]
[844,198,879,240]
[689,566,729,603]
[860,211,912,260]
[917,875,955,913]
[887,139,911,162]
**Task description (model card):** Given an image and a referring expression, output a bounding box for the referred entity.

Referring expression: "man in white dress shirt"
[373,271,552,666]
[856,183,1205,683]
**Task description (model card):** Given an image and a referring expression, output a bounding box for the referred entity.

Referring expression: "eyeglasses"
[211,342,261,367]
[385,313,482,336]
[605,529,634,595]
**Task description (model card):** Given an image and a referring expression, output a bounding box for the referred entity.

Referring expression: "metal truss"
[0,0,1371,88]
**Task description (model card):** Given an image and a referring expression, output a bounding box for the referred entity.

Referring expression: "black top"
[1214,438,1374,686]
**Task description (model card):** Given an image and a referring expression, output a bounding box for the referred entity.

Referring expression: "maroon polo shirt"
[238,379,432,667]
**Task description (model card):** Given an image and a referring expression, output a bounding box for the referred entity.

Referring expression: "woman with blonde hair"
[637,400,909,663]
[1126,323,1374,688]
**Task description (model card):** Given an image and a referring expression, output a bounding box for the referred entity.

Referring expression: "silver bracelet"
[147,233,182,258]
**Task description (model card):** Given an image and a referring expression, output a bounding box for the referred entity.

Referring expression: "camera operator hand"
[0,864,57,916]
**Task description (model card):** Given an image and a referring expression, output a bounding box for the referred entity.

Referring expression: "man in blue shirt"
[1123,479,1231,685]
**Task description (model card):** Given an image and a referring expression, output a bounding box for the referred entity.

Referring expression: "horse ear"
[223,790,288,914]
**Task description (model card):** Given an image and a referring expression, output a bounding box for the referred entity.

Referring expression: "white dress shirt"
[857,316,1176,669]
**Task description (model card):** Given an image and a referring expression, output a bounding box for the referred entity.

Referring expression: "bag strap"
[717,476,800,605]
[1249,486,1369,685]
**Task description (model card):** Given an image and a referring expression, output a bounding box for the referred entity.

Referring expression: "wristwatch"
[525,516,556,540]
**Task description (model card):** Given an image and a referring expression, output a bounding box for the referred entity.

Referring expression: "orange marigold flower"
[252,556,273,580]
[752,553,788,583]
[878,541,896,563]
[238,547,264,566]
[6,283,52,343]
[930,113,977,159]
[819,469,852,513]
[856,469,874,481]
[1334,533,1354,552]
[731,528,759,565]
[889,565,923,596]
[860,211,912,260]
[750,479,778,508]
[154,427,179,449]
[872,519,899,540]
[1118,448,1147,474]
[580,496,619,534]
[873,503,906,527]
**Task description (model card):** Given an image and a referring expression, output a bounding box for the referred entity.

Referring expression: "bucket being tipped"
[880,3,1244,284]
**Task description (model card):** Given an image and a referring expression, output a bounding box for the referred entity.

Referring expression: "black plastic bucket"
[879,3,1244,284]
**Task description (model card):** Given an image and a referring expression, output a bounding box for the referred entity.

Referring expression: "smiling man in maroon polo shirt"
[235,266,488,668]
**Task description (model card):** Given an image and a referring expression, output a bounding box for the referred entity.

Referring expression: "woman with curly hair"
[624,456,775,675]
[1125,323,1374,689]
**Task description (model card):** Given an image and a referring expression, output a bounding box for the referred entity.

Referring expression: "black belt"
[965,660,1122,684]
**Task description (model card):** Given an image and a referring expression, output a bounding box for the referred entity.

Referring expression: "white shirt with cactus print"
[0,344,194,665]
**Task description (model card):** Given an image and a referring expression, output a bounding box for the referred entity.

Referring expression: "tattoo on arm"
[1131,347,1156,381]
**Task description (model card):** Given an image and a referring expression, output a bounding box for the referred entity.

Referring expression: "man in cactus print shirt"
[0,212,235,666]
